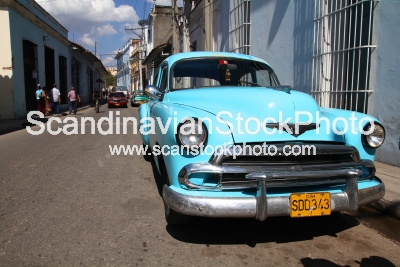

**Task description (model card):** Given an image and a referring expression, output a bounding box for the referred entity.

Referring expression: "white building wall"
[8,8,71,118]
[0,7,14,119]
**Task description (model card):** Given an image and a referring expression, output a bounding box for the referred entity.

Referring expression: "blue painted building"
[115,39,140,92]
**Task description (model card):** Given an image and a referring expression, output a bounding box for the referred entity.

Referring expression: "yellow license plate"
[115,104,120,106]
[290,192,331,217]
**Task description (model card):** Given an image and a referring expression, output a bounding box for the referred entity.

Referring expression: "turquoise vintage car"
[139,52,385,225]
[130,90,148,107]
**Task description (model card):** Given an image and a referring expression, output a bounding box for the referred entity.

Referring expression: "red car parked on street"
[107,92,128,108]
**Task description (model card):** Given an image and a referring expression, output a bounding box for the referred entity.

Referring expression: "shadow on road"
[165,211,360,247]
[149,159,164,197]
[301,256,396,267]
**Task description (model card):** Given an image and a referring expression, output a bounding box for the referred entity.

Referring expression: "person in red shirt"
[67,87,80,115]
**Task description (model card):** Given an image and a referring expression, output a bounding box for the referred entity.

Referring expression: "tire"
[142,144,153,162]
[108,104,111,108]
[161,162,192,225]
[131,103,134,107]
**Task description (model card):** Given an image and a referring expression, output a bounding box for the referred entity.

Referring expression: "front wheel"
[161,162,192,225]
[164,201,193,226]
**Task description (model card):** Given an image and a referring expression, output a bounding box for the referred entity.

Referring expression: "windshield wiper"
[238,80,263,87]
[239,80,292,94]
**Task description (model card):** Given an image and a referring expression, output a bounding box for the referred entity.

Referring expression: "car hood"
[164,87,345,143]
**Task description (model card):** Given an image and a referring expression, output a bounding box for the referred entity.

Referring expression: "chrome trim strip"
[178,160,374,190]
[163,177,385,220]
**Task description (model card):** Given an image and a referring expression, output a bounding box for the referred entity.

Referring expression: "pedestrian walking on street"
[35,84,46,115]
[67,87,80,115]
[50,84,61,114]
[44,87,52,115]
[92,88,101,111]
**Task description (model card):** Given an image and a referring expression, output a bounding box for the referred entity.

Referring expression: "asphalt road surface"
[0,106,399,267]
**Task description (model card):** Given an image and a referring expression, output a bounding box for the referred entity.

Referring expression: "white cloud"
[102,56,116,67]
[80,33,95,46]
[39,0,139,33]
[97,24,118,36]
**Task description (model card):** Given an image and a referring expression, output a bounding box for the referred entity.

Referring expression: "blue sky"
[37,0,178,68]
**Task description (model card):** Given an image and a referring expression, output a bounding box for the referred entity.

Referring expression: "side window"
[159,66,168,92]
[153,66,160,86]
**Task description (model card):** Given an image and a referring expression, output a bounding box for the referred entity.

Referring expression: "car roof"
[162,51,272,68]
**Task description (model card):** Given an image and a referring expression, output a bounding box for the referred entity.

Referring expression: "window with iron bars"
[229,0,251,55]
[311,0,378,114]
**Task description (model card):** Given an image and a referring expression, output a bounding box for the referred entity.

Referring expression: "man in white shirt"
[51,84,61,114]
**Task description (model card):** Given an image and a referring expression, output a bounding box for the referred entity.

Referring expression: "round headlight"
[363,122,385,148]
[178,120,207,149]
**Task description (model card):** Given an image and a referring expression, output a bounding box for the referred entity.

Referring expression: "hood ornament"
[265,123,319,137]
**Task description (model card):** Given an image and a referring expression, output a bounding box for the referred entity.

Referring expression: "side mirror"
[145,85,163,100]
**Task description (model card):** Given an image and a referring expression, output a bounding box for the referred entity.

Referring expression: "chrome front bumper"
[163,178,385,220]
[166,144,384,220]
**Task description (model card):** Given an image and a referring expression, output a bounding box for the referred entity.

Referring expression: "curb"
[0,105,92,136]
[366,199,400,221]
[0,124,25,136]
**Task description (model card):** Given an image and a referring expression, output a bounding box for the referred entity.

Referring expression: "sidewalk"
[368,162,400,220]
[0,117,399,219]
[0,104,91,135]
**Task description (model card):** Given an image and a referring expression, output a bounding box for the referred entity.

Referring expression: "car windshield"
[110,92,125,97]
[171,58,280,90]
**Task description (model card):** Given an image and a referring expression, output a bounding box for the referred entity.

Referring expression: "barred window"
[312,0,378,113]
[229,0,251,55]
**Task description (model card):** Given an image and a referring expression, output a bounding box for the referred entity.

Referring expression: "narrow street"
[0,106,399,267]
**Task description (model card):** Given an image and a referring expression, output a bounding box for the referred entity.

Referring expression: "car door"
[148,63,169,144]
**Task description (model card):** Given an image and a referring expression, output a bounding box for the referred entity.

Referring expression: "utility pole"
[126,22,147,91]
[138,20,147,91]
[204,0,212,51]
[172,0,179,54]
[182,0,191,52]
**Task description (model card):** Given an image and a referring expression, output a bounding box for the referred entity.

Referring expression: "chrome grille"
[179,144,375,191]
[215,144,371,190]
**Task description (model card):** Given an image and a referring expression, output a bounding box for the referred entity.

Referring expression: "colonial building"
[0,0,106,119]
[142,5,176,85]
[106,67,117,77]
[115,38,140,92]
